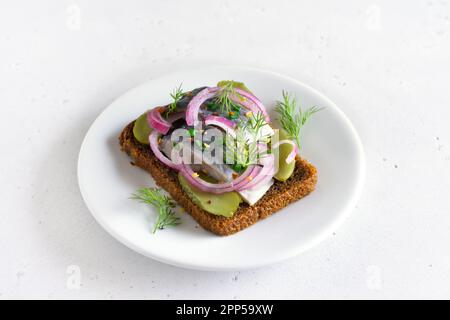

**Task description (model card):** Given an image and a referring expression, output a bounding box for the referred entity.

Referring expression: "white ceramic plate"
[78,66,365,271]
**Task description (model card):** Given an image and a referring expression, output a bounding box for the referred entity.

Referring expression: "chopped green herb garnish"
[232,163,244,173]
[188,127,196,137]
[206,101,220,111]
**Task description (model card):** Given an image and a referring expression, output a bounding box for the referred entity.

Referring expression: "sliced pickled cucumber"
[274,129,296,182]
[278,129,291,141]
[217,80,252,93]
[178,173,242,218]
[133,112,152,144]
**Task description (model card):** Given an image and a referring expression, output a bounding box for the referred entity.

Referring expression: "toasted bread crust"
[119,122,317,236]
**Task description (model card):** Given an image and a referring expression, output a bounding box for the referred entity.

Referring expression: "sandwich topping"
[131,80,320,228]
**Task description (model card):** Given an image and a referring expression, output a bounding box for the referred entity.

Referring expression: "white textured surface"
[1,0,449,299]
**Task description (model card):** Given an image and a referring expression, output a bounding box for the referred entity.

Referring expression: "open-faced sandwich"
[120,81,320,235]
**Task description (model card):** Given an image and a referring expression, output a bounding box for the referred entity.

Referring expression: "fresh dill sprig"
[131,187,180,233]
[225,126,250,170]
[275,91,322,149]
[225,112,270,170]
[215,81,243,115]
[244,112,268,139]
[166,83,184,118]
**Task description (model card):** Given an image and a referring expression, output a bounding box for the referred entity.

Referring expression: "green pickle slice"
[178,173,242,218]
[217,80,252,93]
[274,129,296,182]
[133,112,152,145]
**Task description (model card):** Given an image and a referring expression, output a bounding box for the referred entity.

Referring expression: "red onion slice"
[185,87,220,126]
[237,154,275,190]
[204,115,237,138]
[186,86,270,126]
[147,107,171,134]
[147,108,185,135]
[179,163,257,194]
[233,88,270,122]
[149,131,181,170]
[179,166,236,194]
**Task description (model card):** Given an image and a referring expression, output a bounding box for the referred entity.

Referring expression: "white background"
[1,0,449,299]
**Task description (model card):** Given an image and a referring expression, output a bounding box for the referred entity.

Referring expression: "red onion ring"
[185,87,220,126]
[149,131,181,170]
[237,154,275,190]
[186,86,270,126]
[147,108,185,135]
[147,107,171,134]
[232,88,270,122]
[179,163,257,194]
[204,115,237,138]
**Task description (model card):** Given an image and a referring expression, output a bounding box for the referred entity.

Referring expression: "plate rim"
[77,65,366,271]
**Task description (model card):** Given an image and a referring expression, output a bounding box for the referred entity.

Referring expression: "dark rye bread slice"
[119,122,318,236]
